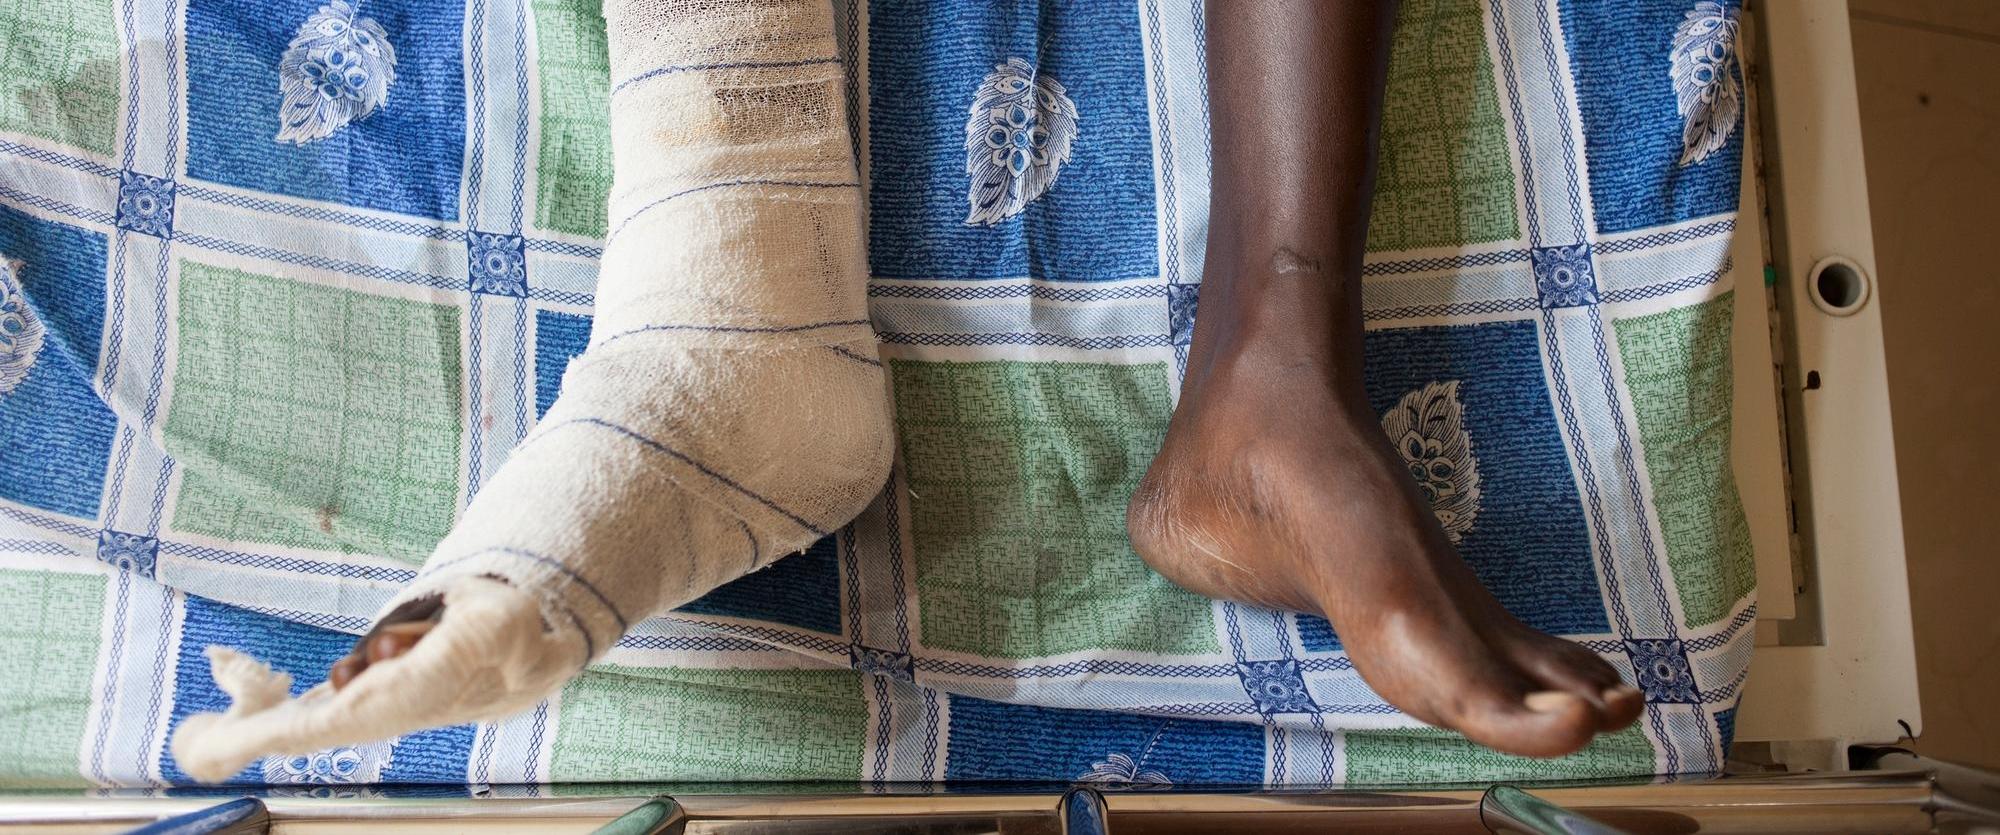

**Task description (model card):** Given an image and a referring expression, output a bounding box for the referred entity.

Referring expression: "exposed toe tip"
[328,655,362,691]
[1524,690,1581,714]
[366,630,423,664]
[1599,684,1645,730]
[1474,690,1597,759]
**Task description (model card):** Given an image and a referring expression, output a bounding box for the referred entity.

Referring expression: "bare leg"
[1127,0,1642,758]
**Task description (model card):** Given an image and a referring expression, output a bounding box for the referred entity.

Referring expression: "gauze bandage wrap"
[170,0,889,783]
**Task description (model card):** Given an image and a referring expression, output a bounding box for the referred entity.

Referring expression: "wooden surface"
[1850,0,2000,769]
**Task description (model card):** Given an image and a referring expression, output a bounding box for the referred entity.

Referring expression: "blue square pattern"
[185,0,467,221]
[1626,639,1700,704]
[468,232,527,297]
[1237,660,1319,715]
[1299,319,1606,651]
[944,695,1266,785]
[163,596,474,784]
[0,205,117,520]
[115,172,177,239]
[533,308,591,418]
[677,534,845,635]
[848,643,916,682]
[1533,243,1599,308]
[377,722,478,784]
[1559,0,1743,234]
[868,1,1158,282]
[97,530,159,579]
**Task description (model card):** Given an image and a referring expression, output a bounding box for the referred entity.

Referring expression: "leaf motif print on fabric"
[0,258,43,397]
[1671,1,1741,166]
[1078,752,1172,787]
[1381,380,1482,543]
[261,739,394,784]
[276,0,397,144]
[964,57,1078,225]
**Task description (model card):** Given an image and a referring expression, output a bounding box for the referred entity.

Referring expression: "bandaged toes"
[171,577,584,782]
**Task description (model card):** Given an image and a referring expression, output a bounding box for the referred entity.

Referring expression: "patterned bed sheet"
[0,0,1754,786]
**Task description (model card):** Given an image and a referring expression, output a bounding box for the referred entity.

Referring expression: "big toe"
[1598,684,1646,730]
[1503,632,1645,732]
[1446,686,1600,759]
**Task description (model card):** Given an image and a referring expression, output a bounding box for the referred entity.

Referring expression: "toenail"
[1525,691,1578,713]
[1604,685,1642,701]
[369,632,415,660]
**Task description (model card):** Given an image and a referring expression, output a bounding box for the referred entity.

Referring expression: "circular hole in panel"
[1808,256,1871,316]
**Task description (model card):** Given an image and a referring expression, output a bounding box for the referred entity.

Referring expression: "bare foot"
[1129,261,1642,759]
[1137,0,1643,759]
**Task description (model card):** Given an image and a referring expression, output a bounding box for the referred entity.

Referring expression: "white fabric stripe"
[175,200,468,288]
[119,0,176,177]
[881,678,939,782]
[1595,238,1732,292]
[467,0,526,233]
[1494,0,1586,247]
[1364,265,1541,311]
[473,695,558,784]
[157,552,400,621]
[523,252,599,302]
[868,297,1166,340]
[1550,309,1670,637]
[76,568,182,787]
[1138,0,1212,294]
[850,483,908,655]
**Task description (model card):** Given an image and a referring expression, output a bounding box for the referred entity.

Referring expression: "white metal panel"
[1734,0,1922,747]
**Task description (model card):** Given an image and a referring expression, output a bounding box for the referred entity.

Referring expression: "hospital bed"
[0,1,1983,832]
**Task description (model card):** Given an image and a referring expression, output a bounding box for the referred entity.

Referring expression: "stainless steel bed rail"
[1480,785,1634,834]
[2,768,1984,834]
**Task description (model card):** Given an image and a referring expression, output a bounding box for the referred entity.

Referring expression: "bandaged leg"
[171,0,889,783]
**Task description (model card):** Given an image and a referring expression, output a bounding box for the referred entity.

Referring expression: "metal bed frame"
[1,755,1995,832]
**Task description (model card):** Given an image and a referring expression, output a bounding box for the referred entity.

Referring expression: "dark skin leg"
[1126,0,1643,757]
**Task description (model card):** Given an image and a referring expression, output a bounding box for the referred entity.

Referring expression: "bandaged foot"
[170,0,889,783]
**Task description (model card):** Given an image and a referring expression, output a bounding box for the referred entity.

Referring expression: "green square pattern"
[1366,0,1519,253]
[165,262,463,563]
[1344,725,1655,783]
[0,569,106,788]
[551,667,866,781]
[892,360,1218,658]
[533,0,613,238]
[1615,292,1753,627]
[0,0,119,155]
